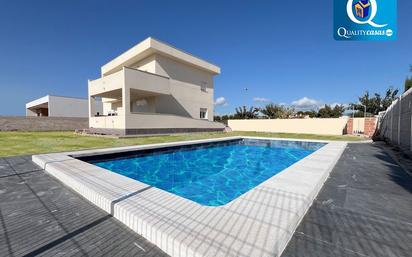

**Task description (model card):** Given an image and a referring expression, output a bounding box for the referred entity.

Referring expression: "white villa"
[26,95,102,118]
[88,37,225,135]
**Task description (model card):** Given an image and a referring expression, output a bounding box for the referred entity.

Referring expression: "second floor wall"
[129,53,214,92]
[130,54,216,121]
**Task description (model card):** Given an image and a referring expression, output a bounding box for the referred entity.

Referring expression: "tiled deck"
[0,156,168,257]
[282,143,412,257]
[1,143,411,257]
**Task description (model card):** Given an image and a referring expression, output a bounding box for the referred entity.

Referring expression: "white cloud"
[291,97,348,111]
[253,97,271,103]
[291,97,323,110]
[214,97,228,106]
[329,102,341,107]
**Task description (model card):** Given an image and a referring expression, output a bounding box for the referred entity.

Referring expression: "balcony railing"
[90,115,124,129]
[89,67,171,97]
[124,67,170,95]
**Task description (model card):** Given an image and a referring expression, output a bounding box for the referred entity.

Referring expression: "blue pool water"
[89,139,325,206]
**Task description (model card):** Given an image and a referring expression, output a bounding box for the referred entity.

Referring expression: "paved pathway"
[0,156,169,257]
[282,143,412,257]
[1,143,411,257]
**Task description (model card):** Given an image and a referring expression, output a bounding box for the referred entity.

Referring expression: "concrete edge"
[274,141,347,255]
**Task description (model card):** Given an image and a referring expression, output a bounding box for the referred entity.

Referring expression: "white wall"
[126,113,225,129]
[131,55,157,74]
[49,96,102,118]
[90,115,125,129]
[154,54,215,121]
[102,100,122,115]
[228,118,349,135]
[124,56,215,121]
[130,97,156,113]
[378,87,412,152]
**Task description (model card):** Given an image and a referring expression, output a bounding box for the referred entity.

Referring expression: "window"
[200,108,208,119]
[201,81,207,92]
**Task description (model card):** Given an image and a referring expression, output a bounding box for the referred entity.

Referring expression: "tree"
[381,87,399,110]
[332,104,345,117]
[214,115,233,125]
[316,104,345,118]
[221,115,232,121]
[405,78,412,92]
[260,104,295,119]
[350,87,399,116]
[405,65,412,92]
[317,105,333,118]
[296,110,317,118]
[233,106,259,119]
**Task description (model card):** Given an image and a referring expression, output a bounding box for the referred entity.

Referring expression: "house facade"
[88,37,225,135]
[26,95,102,118]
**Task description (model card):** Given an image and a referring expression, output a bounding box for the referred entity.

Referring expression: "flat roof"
[26,95,49,109]
[26,95,87,108]
[101,37,221,76]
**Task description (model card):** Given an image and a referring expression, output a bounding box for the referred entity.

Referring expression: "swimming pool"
[83,139,325,206]
[34,137,346,257]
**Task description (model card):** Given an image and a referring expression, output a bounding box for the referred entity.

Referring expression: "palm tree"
[260,104,295,119]
[234,106,259,119]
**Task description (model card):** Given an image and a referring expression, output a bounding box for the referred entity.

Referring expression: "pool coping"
[32,136,347,257]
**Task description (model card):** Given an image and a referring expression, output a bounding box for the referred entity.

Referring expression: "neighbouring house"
[26,95,102,118]
[88,37,225,135]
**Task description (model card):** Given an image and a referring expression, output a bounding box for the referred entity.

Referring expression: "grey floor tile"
[0,156,169,257]
[282,143,412,257]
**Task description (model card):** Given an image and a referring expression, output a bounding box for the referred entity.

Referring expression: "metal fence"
[377,88,412,152]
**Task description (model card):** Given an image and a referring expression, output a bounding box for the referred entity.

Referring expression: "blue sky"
[0,0,411,115]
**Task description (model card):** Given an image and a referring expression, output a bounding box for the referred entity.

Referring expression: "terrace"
[1,136,411,257]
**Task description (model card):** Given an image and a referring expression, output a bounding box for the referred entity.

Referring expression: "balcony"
[124,67,170,95]
[89,67,172,122]
[89,67,171,98]
[89,70,124,96]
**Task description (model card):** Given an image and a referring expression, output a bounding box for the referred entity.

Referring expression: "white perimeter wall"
[378,87,412,152]
[49,96,102,118]
[228,118,349,135]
